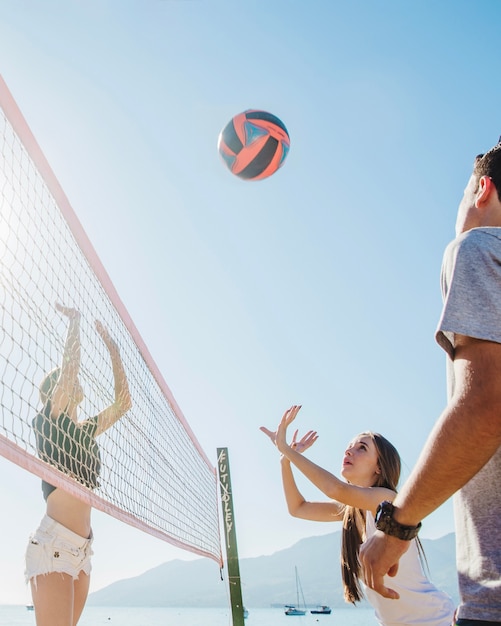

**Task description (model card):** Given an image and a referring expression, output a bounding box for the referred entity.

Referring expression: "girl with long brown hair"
[261,405,455,626]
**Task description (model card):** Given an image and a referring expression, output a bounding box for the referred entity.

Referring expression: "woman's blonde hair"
[340,431,401,604]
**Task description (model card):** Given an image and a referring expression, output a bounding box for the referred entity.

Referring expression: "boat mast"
[295,567,300,607]
[295,566,306,609]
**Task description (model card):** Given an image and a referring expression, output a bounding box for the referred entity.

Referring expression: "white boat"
[285,606,307,616]
[284,567,307,616]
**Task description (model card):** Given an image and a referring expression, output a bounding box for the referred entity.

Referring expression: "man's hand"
[359,530,411,599]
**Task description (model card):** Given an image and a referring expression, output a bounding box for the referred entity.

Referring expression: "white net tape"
[0,76,221,564]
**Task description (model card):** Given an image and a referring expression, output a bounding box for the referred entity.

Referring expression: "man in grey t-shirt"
[360,140,501,625]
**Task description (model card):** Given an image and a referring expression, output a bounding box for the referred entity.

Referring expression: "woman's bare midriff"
[46,489,92,538]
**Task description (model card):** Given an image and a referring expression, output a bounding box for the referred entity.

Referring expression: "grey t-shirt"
[436,227,501,622]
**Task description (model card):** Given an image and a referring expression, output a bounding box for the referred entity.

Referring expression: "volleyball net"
[0,75,222,565]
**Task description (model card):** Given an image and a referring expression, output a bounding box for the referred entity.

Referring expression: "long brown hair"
[340,432,400,604]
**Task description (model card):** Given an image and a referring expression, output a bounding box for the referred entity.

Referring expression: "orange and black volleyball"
[217,110,290,181]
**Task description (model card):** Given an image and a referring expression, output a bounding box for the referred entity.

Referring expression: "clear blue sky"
[1,0,500,606]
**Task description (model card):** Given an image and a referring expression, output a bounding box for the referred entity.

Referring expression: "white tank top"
[363,513,455,626]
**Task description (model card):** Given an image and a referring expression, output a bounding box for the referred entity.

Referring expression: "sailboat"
[284,566,307,616]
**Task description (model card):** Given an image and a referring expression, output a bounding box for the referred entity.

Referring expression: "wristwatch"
[375,501,421,540]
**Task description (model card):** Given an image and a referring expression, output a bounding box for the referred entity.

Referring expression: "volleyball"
[217,109,290,181]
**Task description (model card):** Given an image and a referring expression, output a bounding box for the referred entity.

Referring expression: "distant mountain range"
[87,531,458,609]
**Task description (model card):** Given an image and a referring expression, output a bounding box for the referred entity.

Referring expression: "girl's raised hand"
[55,302,80,320]
[261,405,318,458]
[259,425,277,446]
[276,405,302,453]
[95,321,119,353]
[292,429,319,454]
[261,405,302,450]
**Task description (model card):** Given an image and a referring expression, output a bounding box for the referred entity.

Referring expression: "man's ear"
[475,175,495,208]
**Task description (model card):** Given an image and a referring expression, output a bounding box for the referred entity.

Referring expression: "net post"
[217,447,245,626]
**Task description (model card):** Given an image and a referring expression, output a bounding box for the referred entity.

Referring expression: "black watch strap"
[375,501,421,541]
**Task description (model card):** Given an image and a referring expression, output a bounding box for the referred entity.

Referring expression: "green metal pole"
[217,447,245,626]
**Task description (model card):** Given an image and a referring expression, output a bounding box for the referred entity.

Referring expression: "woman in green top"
[26,303,132,626]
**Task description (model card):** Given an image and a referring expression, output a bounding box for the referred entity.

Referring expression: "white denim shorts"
[25,515,93,583]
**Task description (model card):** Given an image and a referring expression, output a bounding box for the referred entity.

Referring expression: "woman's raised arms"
[264,406,395,517]
[93,321,132,436]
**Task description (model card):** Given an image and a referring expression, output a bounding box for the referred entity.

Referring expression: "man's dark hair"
[474,138,501,201]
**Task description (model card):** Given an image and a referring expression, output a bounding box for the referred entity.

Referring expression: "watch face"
[375,501,393,524]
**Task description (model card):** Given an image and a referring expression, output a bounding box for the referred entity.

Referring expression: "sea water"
[1,605,378,625]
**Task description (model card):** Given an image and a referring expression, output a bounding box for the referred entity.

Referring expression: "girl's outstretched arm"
[47,303,82,417]
[261,416,343,522]
[94,321,132,435]
[276,406,394,515]
[280,455,344,522]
